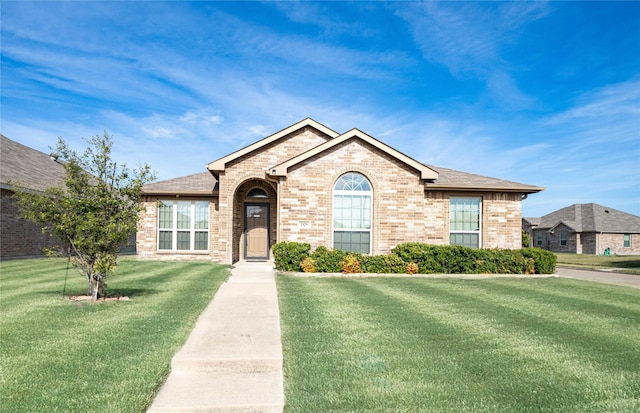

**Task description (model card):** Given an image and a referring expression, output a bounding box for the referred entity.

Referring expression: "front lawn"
[555,253,640,275]
[278,276,640,412]
[0,257,228,413]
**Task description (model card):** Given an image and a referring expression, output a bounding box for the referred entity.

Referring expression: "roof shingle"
[0,134,67,192]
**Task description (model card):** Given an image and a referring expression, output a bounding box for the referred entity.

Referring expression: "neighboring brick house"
[523,203,640,255]
[0,134,67,258]
[138,118,544,264]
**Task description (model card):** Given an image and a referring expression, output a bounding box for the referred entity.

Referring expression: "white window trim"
[158,201,209,252]
[332,174,373,254]
[449,197,482,248]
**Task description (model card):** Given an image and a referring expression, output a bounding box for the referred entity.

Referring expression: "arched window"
[247,187,268,198]
[333,172,372,253]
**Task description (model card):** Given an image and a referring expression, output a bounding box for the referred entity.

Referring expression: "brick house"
[523,203,640,255]
[138,118,543,264]
[0,134,67,258]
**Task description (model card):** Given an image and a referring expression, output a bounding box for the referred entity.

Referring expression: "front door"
[245,204,269,260]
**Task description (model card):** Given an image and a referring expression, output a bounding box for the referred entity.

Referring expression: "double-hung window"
[333,173,372,254]
[536,232,543,246]
[624,234,631,248]
[449,197,481,248]
[560,231,567,246]
[158,201,209,251]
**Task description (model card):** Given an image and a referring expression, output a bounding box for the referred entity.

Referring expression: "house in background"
[523,203,640,255]
[0,134,66,258]
[138,118,543,264]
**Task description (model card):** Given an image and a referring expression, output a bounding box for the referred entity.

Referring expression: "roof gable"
[206,118,338,172]
[267,128,439,180]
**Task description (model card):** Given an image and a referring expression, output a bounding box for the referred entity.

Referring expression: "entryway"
[245,203,270,260]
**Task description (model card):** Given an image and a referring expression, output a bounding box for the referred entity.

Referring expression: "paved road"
[555,267,640,289]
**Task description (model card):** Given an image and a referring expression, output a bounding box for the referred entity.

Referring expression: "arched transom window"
[247,187,268,198]
[333,172,372,253]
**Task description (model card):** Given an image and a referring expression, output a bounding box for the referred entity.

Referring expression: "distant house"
[0,134,67,258]
[523,203,640,255]
[138,118,544,264]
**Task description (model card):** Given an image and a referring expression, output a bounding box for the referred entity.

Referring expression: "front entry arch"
[232,178,277,263]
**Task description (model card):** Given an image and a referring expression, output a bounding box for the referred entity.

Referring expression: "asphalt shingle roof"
[142,171,218,195]
[533,203,640,234]
[0,134,67,192]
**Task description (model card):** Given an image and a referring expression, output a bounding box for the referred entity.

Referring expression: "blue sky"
[2,1,639,217]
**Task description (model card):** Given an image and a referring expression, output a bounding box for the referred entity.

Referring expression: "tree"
[12,132,154,300]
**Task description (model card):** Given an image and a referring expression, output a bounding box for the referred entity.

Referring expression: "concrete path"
[147,261,284,413]
[556,267,640,289]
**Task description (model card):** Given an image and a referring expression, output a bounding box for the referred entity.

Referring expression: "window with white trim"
[560,231,567,246]
[449,197,481,248]
[158,201,209,251]
[333,172,372,254]
[624,234,631,248]
[536,232,543,246]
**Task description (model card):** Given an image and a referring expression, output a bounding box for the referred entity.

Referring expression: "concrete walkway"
[147,261,284,413]
[555,266,640,289]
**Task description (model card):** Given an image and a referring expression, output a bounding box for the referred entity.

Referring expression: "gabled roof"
[142,171,218,196]
[206,118,339,172]
[535,203,640,233]
[0,134,67,192]
[267,128,439,180]
[423,165,544,194]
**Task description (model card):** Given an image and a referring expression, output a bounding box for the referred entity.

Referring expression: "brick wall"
[137,128,527,263]
[0,189,63,258]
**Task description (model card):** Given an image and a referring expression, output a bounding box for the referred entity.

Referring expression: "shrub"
[300,257,317,273]
[340,254,363,274]
[393,242,542,274]
[272,242,310,271]
[360,254,406,274]
[406,262,418,275]
[521,248,557,274]
[311,246,346,273]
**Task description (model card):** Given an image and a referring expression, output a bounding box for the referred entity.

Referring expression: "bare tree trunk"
[90,273,107,301]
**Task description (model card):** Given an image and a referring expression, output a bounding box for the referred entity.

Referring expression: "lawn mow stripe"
[365,278,640,410]
[480,278,640,317]
[278,275,640,412]
[278,276,371,412]
[0,258,228,413]
[381,278,640,374]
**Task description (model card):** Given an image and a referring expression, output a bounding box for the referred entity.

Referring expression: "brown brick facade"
[0,189,63,258]
[137,119,540,263]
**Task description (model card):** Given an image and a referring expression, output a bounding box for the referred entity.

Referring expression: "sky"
[1,1,639,218]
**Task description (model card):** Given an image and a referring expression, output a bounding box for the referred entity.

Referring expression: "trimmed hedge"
[272,242,556,274]
[272,241,310,272]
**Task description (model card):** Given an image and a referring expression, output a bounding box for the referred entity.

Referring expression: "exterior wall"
[217,127,331,263]
[0,189,64,258]
[136,127,529,263]
[481,192,522,249]
[278,139,428,255]
[598,233,640,255]
[528,229,640,255]
[137,195,221,261]
[276,139,524,254]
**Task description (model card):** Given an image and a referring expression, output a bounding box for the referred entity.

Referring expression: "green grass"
[555,253,640,275]
[278,275,640,412]
[0,257,228,413]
